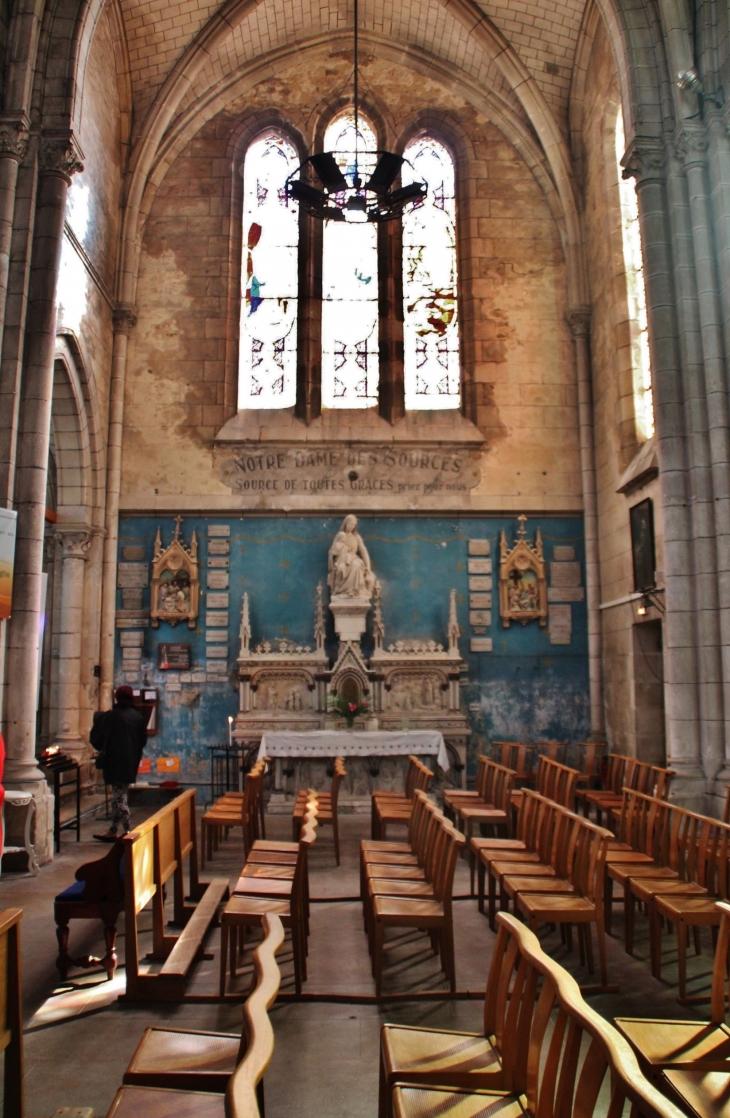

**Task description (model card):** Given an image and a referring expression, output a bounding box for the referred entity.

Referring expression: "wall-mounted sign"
[0,507,17,620]
[157,643,192,670]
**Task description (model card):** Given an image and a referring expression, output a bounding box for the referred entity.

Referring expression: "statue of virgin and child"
[327,515,376,600]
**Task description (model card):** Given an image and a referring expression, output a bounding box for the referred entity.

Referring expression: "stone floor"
[0,799,711,1118]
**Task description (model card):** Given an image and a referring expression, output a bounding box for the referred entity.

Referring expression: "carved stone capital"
[0,115,30,163]
[56,528,91,560]
[621,138,665,186]
[566,307,591,339]
[112,304,137,334]
[39,132,84,182]
[674,125,709,167]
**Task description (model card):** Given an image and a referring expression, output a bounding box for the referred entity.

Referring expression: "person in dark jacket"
[90,685,147,841]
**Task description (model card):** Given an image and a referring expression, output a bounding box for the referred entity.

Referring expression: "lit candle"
[228,715,233,748]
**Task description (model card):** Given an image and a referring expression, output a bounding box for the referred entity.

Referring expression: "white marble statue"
[327,515,376,599]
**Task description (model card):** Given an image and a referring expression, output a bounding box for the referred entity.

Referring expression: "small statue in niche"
[499,515,548,628]
[150,516,199,629]
[328,515,376,599]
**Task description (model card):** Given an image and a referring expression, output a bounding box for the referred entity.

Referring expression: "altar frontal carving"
[150,516,199,629]
[499,514,547,628]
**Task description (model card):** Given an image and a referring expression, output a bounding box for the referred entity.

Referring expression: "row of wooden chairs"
[604,787,730,1001]
[379,907,683,1118]
[292,756,346,863]
[489,739,606,788]
[361,789,464,995]
[371,755,434,840]
[220,795,319,995]
[200,757,268,867]
[577,752,674,823]
[474,788,613,986]
[108,912,284,1118]
[510,752,580,814]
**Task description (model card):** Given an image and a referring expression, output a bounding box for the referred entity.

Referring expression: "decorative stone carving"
[112,304,138,334]
[328,514,376,641]
[0,115,30,163]
[57,529,91,561]
[566,307,591,339]
[674,126,709,167]
[39,133,85,181]
[150,516,199,629]
[499,515,548,628]
[620,139,665,187]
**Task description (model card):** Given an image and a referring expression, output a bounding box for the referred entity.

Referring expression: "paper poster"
[0,508,17,620]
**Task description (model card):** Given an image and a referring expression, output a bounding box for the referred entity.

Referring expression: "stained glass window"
[321,113,379,409]
[402,136,459,409]
[615,109,654,441]
[238,131,299,409]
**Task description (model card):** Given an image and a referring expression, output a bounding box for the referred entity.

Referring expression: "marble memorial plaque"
[180,673,192,683]
[208,556,229,568]
[208,525,230,537]
[218,444,481,506]
[122,589,143,610]
[553,546,575,561]
[116,616,150,628]
[124,672,140,683]
[123,546,145,561]
[208,539,230,555]
[122,647,142,661]
[550,561,581,588]
[549,604,572,645]
[548,587,585,603]
[467,558,492,575]
[470,638,493,652]
[206,660,228,673]
[207,571,229,589]
[118,562,148,588]
[468,539,490,555]
[120,631,144,647]
[469,610,491,627]
[470,593,492,609]
[206,593,229,609]
[469,576,492,591]
[192,671,207,682]
[206,645,228,658]
[206,611,229,627]
[165,681,181,692]
[206,630,228,642]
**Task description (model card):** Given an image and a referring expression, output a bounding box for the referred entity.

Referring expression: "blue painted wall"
[116,515,589,783]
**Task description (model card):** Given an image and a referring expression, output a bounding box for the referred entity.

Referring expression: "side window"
[402,136,460,410]
[238,131,299,409]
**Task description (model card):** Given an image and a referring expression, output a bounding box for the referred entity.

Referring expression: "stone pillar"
[622,139,704,804]
[0,115,29,358]
[566,308,604,740]
[4,132,84,863]
[378,218,405,424]
[99,305,136,711]
[51,528,91,774]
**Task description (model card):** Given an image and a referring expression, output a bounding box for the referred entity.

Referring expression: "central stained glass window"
[402,136,460,409]
[238,131,299,409]
[321,113,379,409]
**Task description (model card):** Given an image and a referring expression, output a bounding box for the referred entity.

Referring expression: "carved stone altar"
[234,516,470,804]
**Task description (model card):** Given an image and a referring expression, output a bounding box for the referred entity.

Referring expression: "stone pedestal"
[329,595,371,642]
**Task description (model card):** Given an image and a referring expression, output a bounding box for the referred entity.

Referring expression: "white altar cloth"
[258,730,449,772]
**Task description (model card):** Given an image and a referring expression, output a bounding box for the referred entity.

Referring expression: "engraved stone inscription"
[123,546,145,561]
[469,576,492,591]
[208,539,230,555]
[553,546,575,561]
[207,571,229,589]
[550,562,581,588]
[218,445,481,499]
[118,562,149,588]
[208,557,229,568]
[209,524,231,537]
[207,593,229,609]
[471,638,493,652]
[470,610,491,626]
[468,539,490,555]
[549,604,572,645]
[547,587,585,602]
[467,558,492,575]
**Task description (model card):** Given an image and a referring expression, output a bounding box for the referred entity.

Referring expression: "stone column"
[4,132,83,863]
[0,115,29,358]
[566,308,603,740]
[51,528,91,775]
[99,305,136,711]
[622,139,704,804]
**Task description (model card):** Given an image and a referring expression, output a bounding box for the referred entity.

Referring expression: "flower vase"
[345,718,355,731]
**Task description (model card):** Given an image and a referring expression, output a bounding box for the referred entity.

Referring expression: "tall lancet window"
[402,136,459,409]
[321,113,379,408]
[238,131,299,409]
[615,109,654,441]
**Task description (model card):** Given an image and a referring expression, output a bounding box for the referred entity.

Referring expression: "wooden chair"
[492,741,537,786]
[360,792,436,911]
[371,760,433,840]
[573,740,606,791]
[454,763,515,873]
[538,738,568,764]
[108,913,284,1118]
[576,751,628,818]
[292,757,345,863]
[370,820,464,995]
[389,911,684,1118]
[616,900,730,1079]
[0,909,22,1118]
[54,839,125,980]
[471,786,544,905]
[483,793,567,930]
[201,763,263,867]
[223,800,318,995]
[511,755,579,816]
[442,755,491,819]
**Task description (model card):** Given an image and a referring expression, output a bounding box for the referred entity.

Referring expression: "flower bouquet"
[328,691,369,729]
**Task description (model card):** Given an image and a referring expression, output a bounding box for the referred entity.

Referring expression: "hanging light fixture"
[285,0,427,222]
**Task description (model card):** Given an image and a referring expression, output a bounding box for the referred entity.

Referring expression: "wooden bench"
[122,790,229,1002]
[0,909,22,1118]
[389,909,684,1118]
[108,912,284,1118]
[54,839,125,980]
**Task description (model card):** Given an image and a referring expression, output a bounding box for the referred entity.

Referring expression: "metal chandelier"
[285,0,427,223]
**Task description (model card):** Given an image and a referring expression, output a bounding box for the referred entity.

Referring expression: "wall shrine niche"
[150,516,199,629]
[498,515,547,627]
